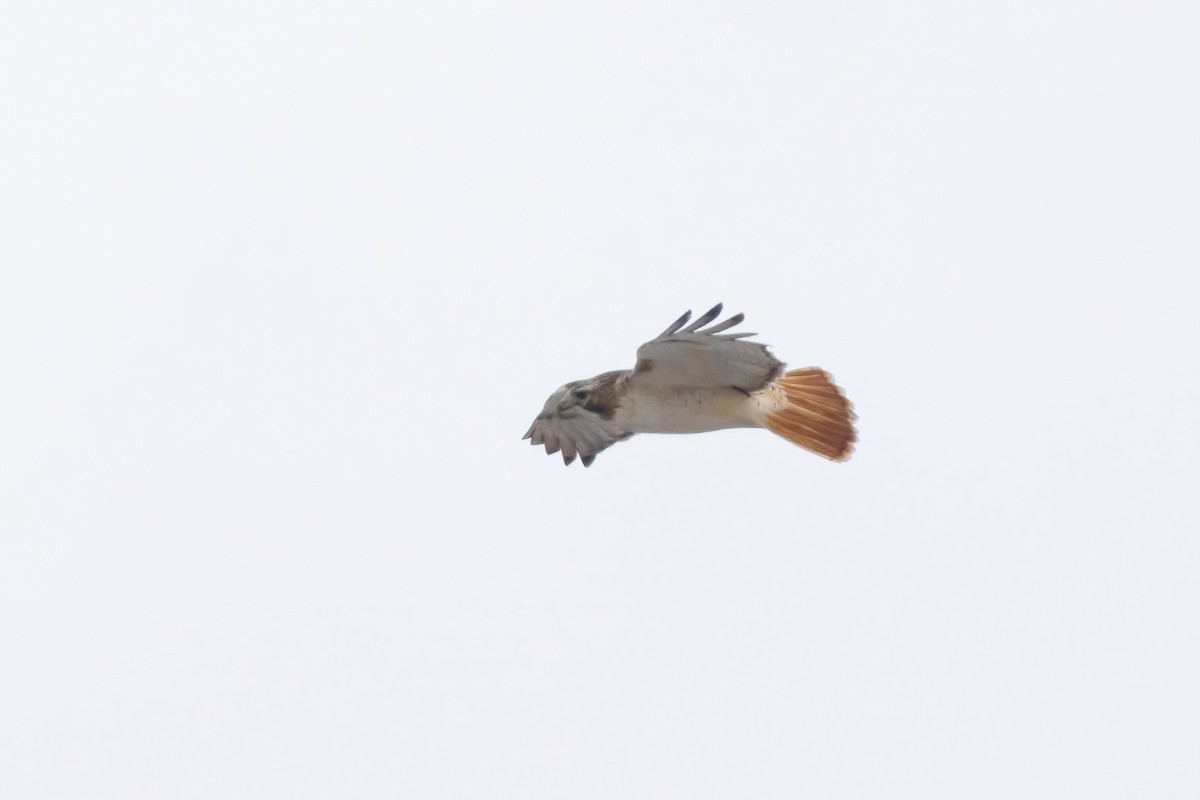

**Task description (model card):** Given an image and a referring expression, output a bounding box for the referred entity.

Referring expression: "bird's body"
[593,375,756,434]
[524,304,856,467]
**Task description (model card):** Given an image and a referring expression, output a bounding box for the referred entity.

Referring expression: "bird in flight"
[523,303,857,467]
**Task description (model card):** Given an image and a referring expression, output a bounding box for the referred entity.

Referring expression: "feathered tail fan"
[762,368,857,461]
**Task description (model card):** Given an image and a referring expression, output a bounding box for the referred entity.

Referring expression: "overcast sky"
[2,2,1198,798]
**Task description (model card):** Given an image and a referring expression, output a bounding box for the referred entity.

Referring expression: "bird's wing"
[523,409,632,467]
[628,303,783,391]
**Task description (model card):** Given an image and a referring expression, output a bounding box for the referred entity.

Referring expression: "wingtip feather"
[683,303,723,332]
[658,310,691,338]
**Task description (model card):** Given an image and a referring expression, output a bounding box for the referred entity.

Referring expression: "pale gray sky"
[2,2,1198,798]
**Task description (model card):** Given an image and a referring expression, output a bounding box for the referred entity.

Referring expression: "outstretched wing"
[523,410,632,467]
[629,303,783,392]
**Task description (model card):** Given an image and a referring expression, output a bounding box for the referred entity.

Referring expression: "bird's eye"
[572,388,589,400]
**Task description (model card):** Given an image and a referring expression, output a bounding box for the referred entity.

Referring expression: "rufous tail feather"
[762,368,857,461]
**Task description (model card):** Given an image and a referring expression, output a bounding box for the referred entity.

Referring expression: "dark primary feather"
[698,311,745,335]
[656,309,693,339]
[682,303,723,332]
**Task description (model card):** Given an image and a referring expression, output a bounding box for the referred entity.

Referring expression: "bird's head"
[541,378,601,418]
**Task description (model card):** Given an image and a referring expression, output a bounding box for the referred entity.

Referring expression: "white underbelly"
[613,387,760,434]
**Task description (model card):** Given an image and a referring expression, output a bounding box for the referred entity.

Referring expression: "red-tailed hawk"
[523,304,857,466]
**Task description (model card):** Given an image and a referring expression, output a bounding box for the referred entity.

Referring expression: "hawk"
[523,303,857,466]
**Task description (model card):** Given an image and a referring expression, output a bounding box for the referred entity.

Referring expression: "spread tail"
[761,368,857,461]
